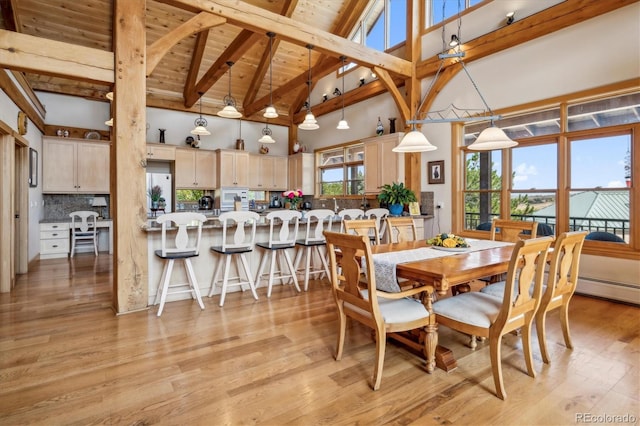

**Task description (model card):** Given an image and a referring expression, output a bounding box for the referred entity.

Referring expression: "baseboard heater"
[576,276,640,306]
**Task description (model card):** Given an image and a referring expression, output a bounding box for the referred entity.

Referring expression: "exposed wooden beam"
[0,0,16,32]
[0,30,114,84]
[155,0,412,77]
[146,12,226,76]
[183,29,209,101]
[373,66,410,123]
[10,70,46,117]
[416,0,636,79]
[184,30,262,107]
[0,69,45,132]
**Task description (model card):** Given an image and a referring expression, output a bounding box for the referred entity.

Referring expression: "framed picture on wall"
[428,160,444,184]
[29,148,38,188]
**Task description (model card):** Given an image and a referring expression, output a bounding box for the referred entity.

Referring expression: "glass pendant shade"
[263,106,278,118]
[258,126,275,143]
[468,126,517,150]
[299,112,319,130]
[392,129,437,152]
[191,124,211,136]
[192,94,211,135]
[218,104,242,118]
[336,120,350,130]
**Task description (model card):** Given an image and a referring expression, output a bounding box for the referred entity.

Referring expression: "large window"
[459,91,638,256]
[317,144,364,196]
[429,0,484,27]
[350,0,407,53]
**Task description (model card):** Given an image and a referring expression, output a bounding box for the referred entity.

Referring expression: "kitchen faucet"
[333,198,339,214]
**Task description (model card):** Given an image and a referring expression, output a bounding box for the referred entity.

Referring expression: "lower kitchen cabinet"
[40,222,70,259]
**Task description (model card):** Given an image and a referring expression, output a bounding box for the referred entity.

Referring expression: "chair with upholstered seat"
[293,209,335,291]
[324,230,434,391]
[338,208,365,232]
[343,219,380,245]
[255,210,302,297]
[490,219,538,242]
[209,211,260,307]
[364,208,389,244]
[69,211,99,257]
[385,216,417,243]
[434,236,554,399]
[153,212,207,316]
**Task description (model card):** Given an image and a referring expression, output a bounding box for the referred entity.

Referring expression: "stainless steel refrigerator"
[146,173,172,213]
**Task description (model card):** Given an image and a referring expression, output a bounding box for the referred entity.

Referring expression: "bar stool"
[293,209,335,291]
[69,211,99,257]
[255,210,302,297]
[153,212,207,316]
[209,211,260,307]
[364,208,389,244]
[338,208,364,232]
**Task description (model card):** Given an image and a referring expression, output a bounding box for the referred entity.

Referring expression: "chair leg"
[372,324,386,391]
[489,333,506,400]
[93,237,98,256]
[184,259,204,310]
[255,250,268,289]
[283,250,301,293]
[335,304,346,361]
[559,302,574,350]
[267,250,277,297]
[157,259,175,316]
[70,238,76,258]
[209,254,222,297]
[317,246,330,281]
[219,255,232,307]
[154,261,170,306]
[303,247,312,291]
[536,310,551,364]
[239,254,259,301]
[521,323,536,378]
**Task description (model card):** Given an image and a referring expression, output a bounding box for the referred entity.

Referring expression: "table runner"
[369,239,513,293]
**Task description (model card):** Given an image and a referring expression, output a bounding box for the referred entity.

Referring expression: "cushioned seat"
[585,231,624,242]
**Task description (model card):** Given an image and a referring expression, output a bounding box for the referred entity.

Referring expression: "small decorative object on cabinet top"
[389,117,397,134]
[17,111,28,135]
[376,117,384,136]
[293,141,300,153]
[159,128,166,143]
[260,145,269,154]
[235,139,245,150]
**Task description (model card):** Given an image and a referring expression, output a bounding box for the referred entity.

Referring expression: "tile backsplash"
[44,194,110,220]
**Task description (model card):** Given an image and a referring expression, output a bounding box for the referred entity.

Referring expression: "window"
[428,0,484,27]
[317,144,364,196]
[349,0,407,53]
[459,91,638,256]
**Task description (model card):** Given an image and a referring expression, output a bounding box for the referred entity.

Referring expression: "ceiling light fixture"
[217,61,242,119]
[336,56,349,130]
[449,34,460,47]
[263,32,278,119]
[396,0,517,152]
[322,94,328,102]
[258,123,275,144]
[299,44,319,131]
[333,88,342,97]
[191,92,211,136]
[359,78,366,87]
[506,11,515,25]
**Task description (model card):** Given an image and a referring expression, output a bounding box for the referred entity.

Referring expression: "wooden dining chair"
[69,211,99,257]
[490,219,538,242]
[433,236,554,400]
[343,219,380,245]
[364,208,389,243]
[385,217,417,243]
[323,231,435,391]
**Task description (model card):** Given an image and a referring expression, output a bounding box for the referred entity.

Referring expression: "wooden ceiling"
[1,0,378,125]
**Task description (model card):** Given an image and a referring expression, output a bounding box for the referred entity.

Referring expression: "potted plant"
[148,185,162,209]
[377,182,417,216]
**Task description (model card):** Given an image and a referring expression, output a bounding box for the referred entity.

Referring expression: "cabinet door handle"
[52,233,58,237]
[52,245,58,248]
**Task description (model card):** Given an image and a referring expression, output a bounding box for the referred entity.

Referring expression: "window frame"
[454,88,639,260]
[316,142,365,197]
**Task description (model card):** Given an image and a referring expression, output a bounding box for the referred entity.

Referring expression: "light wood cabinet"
[146,143,175,160]
[174,148,216,189]
[363,133,404,194]
[248,155,288,190]
[43,137,110,194]
[217,150,249,187]
[288,153,314,195]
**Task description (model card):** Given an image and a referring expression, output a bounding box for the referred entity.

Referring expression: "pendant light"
[191,92,211,136]
[217,61,242,119]
[392,123,437,152]
[263,32,278,119]
[336,56,349,130]
[299,44,319,131]
[258,123,275,144]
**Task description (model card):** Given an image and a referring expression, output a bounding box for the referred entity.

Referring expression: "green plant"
[377,182,417,205]
[148,185,162,202]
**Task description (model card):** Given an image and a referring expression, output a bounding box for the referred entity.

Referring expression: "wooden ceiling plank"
[373,66,410,123]
[243,0,297,113]
[155,0,412,77]
[1,0,16,32]
[146,12,226,76]
[183,29,208,101]
[0,30,114,84]
[185,29,262,107]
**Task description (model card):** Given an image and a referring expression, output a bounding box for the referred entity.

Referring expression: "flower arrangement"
[283,189,303,208]
[427,233,470,248]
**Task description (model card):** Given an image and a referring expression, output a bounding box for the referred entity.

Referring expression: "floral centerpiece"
[283,189,303,209]
[427,233,470,248]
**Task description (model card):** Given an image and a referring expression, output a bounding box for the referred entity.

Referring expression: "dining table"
[368,238,515,372]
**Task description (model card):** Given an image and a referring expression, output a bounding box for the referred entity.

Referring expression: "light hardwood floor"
[1,254,638,425]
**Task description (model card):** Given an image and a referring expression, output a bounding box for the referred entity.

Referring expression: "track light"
[322,94,328,102]
[359,78,366,87]
[449,34,460,47]
[506,12,515,25]
[333,88,341,97]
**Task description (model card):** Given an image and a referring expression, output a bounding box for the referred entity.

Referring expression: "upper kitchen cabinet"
[43,137,110,194]
[248,155,288,190]
[175,148,216,189]
[363,133,404,194]
[146,143,175,161]
[288,153,314,195]
[217,150,249,188]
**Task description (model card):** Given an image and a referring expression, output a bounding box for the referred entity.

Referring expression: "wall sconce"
[333,88,341,97]
[506,12,515,25]
[359,78,366,87]
[371,72,376,79]
[449,34,460,47]
[322,94,328,102]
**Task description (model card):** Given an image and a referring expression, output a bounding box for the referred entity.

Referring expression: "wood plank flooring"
[1,254,638,425]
